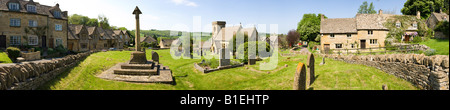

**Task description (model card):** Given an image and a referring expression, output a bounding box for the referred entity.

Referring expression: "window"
[55,24,62,31]
[10,18,20,27]
[330,34,335,38]
[396,22,401,28]
[120,35,123,39]
[335,44,342,49]
[347,34,352,38]
[29,20,37,27]
[55,38,63,47]
[368,30,373,35]
[370,39,378,44]
[53,11,61,18]
[8,3,19,11]
[104,43,107,48]
[10,36,21,45]
[413,23,418,29]
[27,5,36,13]
[351,44,355,48]
[28,36,38,45]
[81,43,87,49]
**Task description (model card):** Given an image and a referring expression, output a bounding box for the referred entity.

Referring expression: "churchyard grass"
[39,49,418,90]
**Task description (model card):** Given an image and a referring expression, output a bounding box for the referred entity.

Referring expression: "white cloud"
[171,0,198,7]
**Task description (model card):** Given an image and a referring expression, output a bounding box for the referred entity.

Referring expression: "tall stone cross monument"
[129,6,148,64]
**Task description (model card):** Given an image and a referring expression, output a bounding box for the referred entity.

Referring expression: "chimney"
[63,11,68,17]
[379,9,383,15]
[321,14,325,21]
[55,3,59,7]
[416,11,421,19]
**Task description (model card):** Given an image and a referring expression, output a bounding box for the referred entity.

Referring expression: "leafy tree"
[278,34,288,49]
[286,30,300,48]
[98,15,111,29]
[118,27,128,31]
[297,13,326,42]
[435,21,449,37]
[358,1,377,14]
[86,18,98,27]
[401,0,446,19]
[69,14,89,25]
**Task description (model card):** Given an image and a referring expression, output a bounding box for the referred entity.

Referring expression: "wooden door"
[324,44,330,54]
[0,35,6,48]
[42,36,47,48]
[68,43,73,51]
[48,38,54,48]
[360,40,366,49]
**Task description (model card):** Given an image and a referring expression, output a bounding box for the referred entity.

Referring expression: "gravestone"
[248,55,256,65]
[307,53,315,85]
[294,62,307,90]
[382,84,388,90]
[319,57,325,65]
[152,51,159,63]
[219,48,230,67]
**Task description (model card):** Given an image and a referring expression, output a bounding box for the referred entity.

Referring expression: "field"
[420,39,449,55]
[39,49,417,90]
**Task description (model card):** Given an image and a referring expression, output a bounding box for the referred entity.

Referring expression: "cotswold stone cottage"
[426,10,449,39]
[320,10,420,53]
[67,24,131,52]
[0,0,68,49]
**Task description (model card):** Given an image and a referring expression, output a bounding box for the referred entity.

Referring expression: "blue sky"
[37,0,407,34]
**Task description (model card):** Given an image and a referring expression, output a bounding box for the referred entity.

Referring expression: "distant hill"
[131,29,212,41]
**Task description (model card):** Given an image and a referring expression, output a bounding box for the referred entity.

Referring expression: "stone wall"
[21,51,41,61]
[322,53,449,90]
[0,52,94,90]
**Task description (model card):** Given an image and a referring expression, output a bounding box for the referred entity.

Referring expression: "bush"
[411,37,422,43]
[435,21,449,37]
[55,45,68,54]
[237,41,270,63]
[6,47,21,62]
[199,58,219,69]
[424,49,436,56]
[308,42,318,50]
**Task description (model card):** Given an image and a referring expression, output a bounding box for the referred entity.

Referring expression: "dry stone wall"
[322,54,449,90]
[0,52,94,90]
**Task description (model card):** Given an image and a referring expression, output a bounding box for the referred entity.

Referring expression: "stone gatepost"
[294,62,307,90]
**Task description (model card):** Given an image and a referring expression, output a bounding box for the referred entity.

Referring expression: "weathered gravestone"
[219,48,230,67]
[248,55,256,65]
[382,84,388,90]
[294,62,307,90]
[152,51,159,63]
[307,53,315,85]
[319,57,325,65]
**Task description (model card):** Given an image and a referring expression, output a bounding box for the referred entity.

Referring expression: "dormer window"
[412,23,418,29]
[395,22,401,28]
[27,5,36,13]
[8,3,20,11]
[330,34,335,38]
[53,11,61,18]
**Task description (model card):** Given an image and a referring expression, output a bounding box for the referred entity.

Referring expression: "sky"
[36,0,407,34]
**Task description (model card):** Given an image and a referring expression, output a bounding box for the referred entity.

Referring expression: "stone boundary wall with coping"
[321,53,449,90]
[0,51,96,90]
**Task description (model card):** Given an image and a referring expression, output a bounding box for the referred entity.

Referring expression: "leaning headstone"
[294,62,307,90]
[219,48,230,67]
[382,84,388,90]
[307,53,315,86]
[319,57,325,65]
[152,51,159,63]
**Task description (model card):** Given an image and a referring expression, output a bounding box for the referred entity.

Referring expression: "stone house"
[122,30,131,45]
[140,36,157,44]
[68,24,89,52]
[96,27,111,49]
[320,10,420,53]
[113,30,124,49]
[0,0,68,49]
[426,10,449,39]
[104,29,117,49]
[159,39,175,49]
[87,26,101,50]
[210,21,258,54]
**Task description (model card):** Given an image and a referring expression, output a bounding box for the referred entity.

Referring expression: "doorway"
[360,40,366,49]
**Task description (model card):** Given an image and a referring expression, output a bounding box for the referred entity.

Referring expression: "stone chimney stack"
[321,14,324,21]
[379,9,383,15]
[417,11,421,19]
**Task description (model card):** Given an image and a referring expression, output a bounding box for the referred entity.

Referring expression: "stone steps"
[121,63,154,69]
[114,69,158,76]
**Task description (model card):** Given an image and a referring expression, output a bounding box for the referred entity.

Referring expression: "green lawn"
[0,51,13,63]
[39,49,418,90]
[420,39,449,55]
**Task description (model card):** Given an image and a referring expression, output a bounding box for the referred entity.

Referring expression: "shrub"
[424,49,436,56]
[6,47,21,62]
[237,41,270,63]
[55,45,68,54]
[411,36,422,43]
[308,42,318,50]
[435,21,449,37]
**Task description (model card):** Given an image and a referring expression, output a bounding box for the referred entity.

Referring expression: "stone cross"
[133,6,142,52]
[294,62,307,90]
[307,53,315,86]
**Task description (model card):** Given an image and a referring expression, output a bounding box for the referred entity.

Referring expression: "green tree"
[401,0,446,19]
[86,18,98,27]
[98,15,111,29]
[358,1,377,14]
[69,14,90,25]
[286,30,300,48]
[297,13,325,42]
[118,27,128,31]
